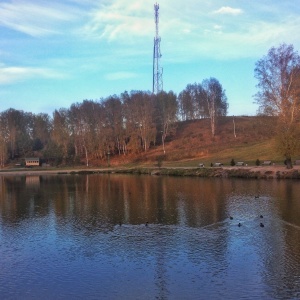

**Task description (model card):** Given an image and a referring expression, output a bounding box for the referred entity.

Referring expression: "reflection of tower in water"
[155,179,169,298]
[155,231,168,298]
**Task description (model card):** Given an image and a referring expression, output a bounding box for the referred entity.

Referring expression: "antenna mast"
[153,3,163,94]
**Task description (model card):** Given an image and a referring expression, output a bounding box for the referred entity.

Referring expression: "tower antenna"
[153,3,163,94]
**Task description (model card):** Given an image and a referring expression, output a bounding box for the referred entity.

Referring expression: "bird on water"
[260,223,264,227]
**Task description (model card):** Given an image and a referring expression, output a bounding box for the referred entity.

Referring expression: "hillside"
[110,116,286,167]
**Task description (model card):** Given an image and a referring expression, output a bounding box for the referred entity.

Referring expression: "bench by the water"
[236,162,245,166]
[262,160,272,165]
[213,162,223,167]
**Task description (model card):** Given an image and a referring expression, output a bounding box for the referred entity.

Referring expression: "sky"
[1,0,300,116]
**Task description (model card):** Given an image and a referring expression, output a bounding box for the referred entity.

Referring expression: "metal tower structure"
[153,3,163,94]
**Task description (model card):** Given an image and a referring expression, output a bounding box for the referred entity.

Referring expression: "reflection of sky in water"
[0,175,300,299]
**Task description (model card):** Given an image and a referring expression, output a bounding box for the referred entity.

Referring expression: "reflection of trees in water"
[257,180,300,299]
[2,175,300,232]
[169,178,229,227]
[1,175,299,229]
[1,175,300,298]
[275,181,300,290]
[276,181,300,226]
[0,176,49,224]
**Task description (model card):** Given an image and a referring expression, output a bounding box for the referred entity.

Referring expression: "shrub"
[156,155,165,168]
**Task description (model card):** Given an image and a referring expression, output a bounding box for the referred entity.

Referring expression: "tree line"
[0,78,228,167]
[1,43,300,169]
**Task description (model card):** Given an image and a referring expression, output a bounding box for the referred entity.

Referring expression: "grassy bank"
[2,165,299,180]
[3,117,298,175]
[109,166,300,179]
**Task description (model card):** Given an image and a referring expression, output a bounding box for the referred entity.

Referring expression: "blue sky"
[1,0,300,116]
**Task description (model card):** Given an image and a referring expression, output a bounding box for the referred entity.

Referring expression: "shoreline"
[1,165,300,179]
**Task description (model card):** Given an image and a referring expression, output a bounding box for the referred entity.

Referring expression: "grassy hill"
[112,115,286,167]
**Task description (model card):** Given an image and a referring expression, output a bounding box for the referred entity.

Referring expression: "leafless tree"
[51,109,70,163]
[155,91,178,154]
[255,44,300,168]
[122,91,156,152]
[202,78,228,137]
[103,96,126,155]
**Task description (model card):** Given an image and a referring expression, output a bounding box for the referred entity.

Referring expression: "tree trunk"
[162,135,166,154]
[233,116,237,138]
[83,145,89,167]
[211,114,215,136]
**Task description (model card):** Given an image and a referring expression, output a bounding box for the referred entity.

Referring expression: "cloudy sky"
[1,0,300,116]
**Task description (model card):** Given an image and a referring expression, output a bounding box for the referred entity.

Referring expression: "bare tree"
[68,101,97,167]
[0,131,7,167]
[178,87,196,121]
[155,91,178,154]
[123,91,156,152]
[255,44,300,168]
[51,109,70,163]
[32,113,51,151]
[177,84,206,120]
[202,78,228,137]
[103,96,126,155]
[0,109,33,159]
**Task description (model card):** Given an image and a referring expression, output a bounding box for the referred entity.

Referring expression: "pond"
[0,174,300,299]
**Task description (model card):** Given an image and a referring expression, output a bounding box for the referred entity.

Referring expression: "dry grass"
[110,116,290,167]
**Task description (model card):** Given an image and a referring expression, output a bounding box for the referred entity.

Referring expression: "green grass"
[147,139,284,168]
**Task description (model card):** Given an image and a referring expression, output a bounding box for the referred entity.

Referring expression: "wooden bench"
[236,162,245,166]
[262,160,272,166]
[213,162,223,167]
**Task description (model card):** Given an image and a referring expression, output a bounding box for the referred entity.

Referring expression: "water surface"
[0,174,300,299]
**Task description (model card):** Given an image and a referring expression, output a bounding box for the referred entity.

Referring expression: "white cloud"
[1,0,300,72]
[159,1,300,60]
[105,72,137,80]
[193,16,300,60]
[0,65,66,85]
[213,6,243,15]
[213,25,222,30]
[0,0,80,37]
[80,0,154,41]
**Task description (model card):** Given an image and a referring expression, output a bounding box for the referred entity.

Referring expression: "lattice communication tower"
[153,3,163,94]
